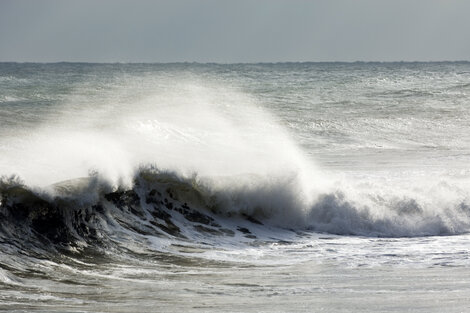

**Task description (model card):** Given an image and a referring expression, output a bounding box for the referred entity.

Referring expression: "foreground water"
[1,62,470,312]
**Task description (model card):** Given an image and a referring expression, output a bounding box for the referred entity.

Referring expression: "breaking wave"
[2,165,470,262]
[1,79,470,263]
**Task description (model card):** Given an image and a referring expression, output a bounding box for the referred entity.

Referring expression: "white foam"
[0,79,325,196]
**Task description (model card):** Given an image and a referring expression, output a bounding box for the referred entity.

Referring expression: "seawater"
[1,62,470,312]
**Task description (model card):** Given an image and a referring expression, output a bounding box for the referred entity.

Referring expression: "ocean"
[1,62,470,312]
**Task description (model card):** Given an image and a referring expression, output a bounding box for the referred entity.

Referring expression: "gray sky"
[1,0,470,63]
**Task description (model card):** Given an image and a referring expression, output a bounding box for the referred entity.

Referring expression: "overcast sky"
[1,0,469,63]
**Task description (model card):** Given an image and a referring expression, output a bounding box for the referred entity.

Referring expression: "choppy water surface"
[1,62,470,312]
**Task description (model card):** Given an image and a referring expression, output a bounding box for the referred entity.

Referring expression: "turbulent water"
[1,62,470,312]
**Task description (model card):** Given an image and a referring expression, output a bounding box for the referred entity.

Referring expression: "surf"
[1,76,470,248]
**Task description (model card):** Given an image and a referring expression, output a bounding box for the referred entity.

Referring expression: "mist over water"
[1,71,317,185]
[2,62,470,312]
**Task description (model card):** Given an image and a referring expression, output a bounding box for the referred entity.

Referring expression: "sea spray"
[0,79,325,201]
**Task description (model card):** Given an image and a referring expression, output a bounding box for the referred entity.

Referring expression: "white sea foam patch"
[301,172,470,236]
[0,95,24,103]
[0,268,20,285]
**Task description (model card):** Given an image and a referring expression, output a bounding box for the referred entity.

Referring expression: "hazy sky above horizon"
[1,0,469,63]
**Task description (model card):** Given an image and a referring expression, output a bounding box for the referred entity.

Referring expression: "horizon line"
[0,60,469,65]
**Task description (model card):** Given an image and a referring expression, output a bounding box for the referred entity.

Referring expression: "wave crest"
[2,167,470,257]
